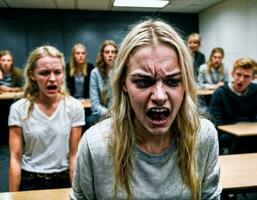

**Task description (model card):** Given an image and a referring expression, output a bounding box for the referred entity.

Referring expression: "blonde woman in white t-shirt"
[8,45,85,191]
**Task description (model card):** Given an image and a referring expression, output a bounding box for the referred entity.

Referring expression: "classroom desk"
[218,122,257,153]
[218,122,257,137]
[0,188,71,200]
[0,92,23,100]
[0,92,92,108]
[219,153,257,190]
[1,153,257,198]
[196,89,215,96]
[196,89,215,107]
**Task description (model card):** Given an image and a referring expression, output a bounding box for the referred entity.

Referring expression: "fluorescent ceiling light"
[113,0,169,8]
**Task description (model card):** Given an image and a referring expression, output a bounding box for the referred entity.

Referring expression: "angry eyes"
[132,76,182,88]
[38,69,63,77]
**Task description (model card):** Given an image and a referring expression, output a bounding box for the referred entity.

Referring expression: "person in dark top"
[209,57,257,153]
[66,43,94,99]
[186,33,205,79]
[209,57,257,125]
[0,50,23,92]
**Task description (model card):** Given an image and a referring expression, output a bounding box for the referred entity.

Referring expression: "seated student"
[66,43,94,99]
[0,50,23,92]
[209,57,257,152]
[8,45,85,191]
[71,19,221,200]
[209,57,257,125]
[87,40,118,127]
[186,33,205,79]
[198,47,229,90]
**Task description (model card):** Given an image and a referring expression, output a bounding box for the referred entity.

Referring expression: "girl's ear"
[122,79,127,92]
[123,85,127,92]
[29,70,35,81]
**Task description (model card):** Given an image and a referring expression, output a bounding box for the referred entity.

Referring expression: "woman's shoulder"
[196,118,219,160]
[9,98,30,117]
[198,118,218,143]
[199,63,207,70]
[11,98,29,109]
[90,67,103,82]
[87,63,95,76]
[91,66,100,74]
[12,66,23,77]
[82,118,112,148]
[64,96,83,108]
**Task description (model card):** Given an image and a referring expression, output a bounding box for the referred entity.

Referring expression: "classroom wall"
[0,9,198,68]
[199,0,257,77]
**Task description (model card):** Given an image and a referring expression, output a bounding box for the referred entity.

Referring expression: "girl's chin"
[145,121,171,135]
[146,127,171,137]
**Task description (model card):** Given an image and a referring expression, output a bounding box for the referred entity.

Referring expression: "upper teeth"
[151,108,166,112]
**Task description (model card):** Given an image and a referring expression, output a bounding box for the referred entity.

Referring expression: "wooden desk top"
[0,188,71,200]
[219,153,257,190]
[0,92,23,100]
[196,89,215,96]
[218,122,257,137]
[1,153,257,197]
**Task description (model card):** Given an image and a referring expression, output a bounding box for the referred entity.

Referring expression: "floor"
[0,145,257,199]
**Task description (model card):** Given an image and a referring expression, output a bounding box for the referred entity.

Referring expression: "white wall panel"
[199,0,257,76]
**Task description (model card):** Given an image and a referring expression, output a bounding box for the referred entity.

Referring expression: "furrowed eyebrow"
[165,72,182,78]
[130,71,182,78]
[130,74,152,79]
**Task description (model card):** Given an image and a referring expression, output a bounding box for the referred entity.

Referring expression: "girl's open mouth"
[146,107,170,124]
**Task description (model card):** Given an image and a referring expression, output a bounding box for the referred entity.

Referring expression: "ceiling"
[0,0,224,13]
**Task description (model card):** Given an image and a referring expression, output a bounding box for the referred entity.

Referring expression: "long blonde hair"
[68,43,88,77]
[110,20,200,199]
[23,45,68,119]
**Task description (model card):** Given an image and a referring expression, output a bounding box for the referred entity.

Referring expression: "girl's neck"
[135,121,172,154]
[75,64,83,74]
[213,64,220,70]
[106,64,112,72]
[37,93,61,107]
[2,70,11,76]
[36,93,62,117]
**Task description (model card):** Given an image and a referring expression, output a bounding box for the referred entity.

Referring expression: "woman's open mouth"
[146,107,170,125]
[47,85,58,92]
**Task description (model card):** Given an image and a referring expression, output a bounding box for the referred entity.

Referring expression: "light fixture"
[113,0,169,8]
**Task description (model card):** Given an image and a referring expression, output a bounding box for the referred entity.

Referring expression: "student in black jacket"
[66,43,94,99]
[186,33,205,79]
[209,57,257,153]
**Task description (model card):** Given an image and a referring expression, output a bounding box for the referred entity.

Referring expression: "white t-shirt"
[8,96,85,173]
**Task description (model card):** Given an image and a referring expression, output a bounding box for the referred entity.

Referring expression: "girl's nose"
[49,72,56,81]
[151,82,167,105]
